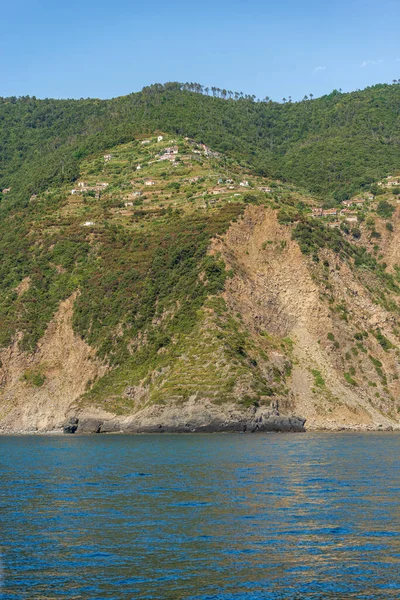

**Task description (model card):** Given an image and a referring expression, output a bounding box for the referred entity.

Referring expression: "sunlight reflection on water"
[0,432,399,598]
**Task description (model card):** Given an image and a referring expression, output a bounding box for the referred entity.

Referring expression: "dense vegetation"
[1,82,399,207]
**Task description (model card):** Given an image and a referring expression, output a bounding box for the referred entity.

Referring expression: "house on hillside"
[164,146,179,155]
[78,182,87,188]
[141,140,151,145]
[379,177,400,188]
[157,135,163,142]
[343,197,366,207]
[226,179,234,184]
[259,186,272,193]
[2,188,11,194]
[159,146,178,161]
[144,179,155,186]
[82,221,95,226]
[104,154,112,162]
[311,207,323,217]
[240,180,249,187]
[321,208,338,217]
[136,164,141,171]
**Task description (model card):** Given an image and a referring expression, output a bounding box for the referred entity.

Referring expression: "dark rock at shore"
[64,412,306,435]
[76,418,103,434]
[63,417,79,434]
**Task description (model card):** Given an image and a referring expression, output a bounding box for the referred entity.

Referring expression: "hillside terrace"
[33,134,315,233]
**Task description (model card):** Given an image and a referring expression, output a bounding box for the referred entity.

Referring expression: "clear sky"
[1,0,399,101]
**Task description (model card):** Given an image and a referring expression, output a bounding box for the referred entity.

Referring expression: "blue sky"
[1,0,399,101]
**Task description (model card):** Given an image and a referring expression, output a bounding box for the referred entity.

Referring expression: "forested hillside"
[1,82,400,433]
[1,82,399,207]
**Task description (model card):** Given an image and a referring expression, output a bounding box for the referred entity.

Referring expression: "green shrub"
[344,372,357,386]
[311,369,325,388]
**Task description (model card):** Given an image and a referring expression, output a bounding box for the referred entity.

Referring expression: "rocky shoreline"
[1,398,399,435]
[62,413,306,435]
[62,402,306,434]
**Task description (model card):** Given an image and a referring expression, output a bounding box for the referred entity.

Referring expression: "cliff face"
[2,205,400,433]
[214,206,400,430]
[1,135,400,433]
[0,294,106,433]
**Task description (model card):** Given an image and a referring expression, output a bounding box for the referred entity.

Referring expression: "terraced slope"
[1,134,400,432]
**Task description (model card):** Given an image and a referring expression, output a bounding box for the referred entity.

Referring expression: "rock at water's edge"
[63,417,79,434]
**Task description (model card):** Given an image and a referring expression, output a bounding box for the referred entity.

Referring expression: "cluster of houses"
[186,140,219,158]
[158,146,179,162]
[71,182,109,197]
[310,194,375,225]
[378,176,400,188]
[343,195,373,206]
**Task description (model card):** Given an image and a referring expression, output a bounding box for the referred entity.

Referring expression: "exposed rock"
[63,417,79,434]
[66,401,306,434]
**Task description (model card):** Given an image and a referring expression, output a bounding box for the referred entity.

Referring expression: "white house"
[240,180,249,187]
[144,179,155,186]
[104,154,112,162]
[82,221,95,227]
[157,135,163,142]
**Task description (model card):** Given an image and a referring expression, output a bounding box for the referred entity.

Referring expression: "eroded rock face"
[212,206,400,431]
[0,294,106,434]
[63,402,306,435]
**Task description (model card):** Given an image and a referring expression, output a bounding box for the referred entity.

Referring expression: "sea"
[0,432,399,599]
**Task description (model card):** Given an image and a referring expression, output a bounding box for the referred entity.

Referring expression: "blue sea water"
[0,432,399,599]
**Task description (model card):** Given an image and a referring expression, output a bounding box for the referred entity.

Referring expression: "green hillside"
[1,82,399,208]
[0,134,310,412]
[2,84,400,431]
